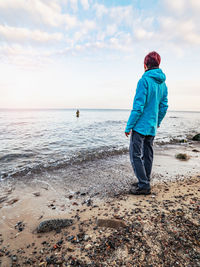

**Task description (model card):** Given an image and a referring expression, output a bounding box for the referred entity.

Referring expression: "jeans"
[129,131,154,189]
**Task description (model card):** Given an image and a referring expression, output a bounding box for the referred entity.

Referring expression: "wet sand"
[0,142,200,266]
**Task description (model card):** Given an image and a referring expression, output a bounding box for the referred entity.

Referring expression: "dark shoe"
[131,182,138,187]
[129,186,151,195]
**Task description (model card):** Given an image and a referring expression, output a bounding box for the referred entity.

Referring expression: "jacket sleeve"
[125,78,148,133]
[158,84,168,127]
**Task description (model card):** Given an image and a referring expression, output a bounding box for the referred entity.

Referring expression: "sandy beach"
[0,141,200,266]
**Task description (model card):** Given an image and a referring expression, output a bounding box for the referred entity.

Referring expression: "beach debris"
[179,139,187,143]
[175,153,190,160]
[192,133,200,141]
[33,192,40,197]
[46,255,57,264]
[39,262,46,266]
[7,187,14,194]
[41,186,49,190]
[0,234,3,245]
[53,239,63,249]
[82,198,93,206]
[97,219,126,229]
[80,192,88,196]
[192,149,199,152]
[11,255,18,262]
[48,203,56,210]
[85,209,200,266]
[15,221,25,232]
[7,198,19,205]
[36,219,73,233]
[85,244,92,250]
[86,198,92,206]
[0,195,8,203]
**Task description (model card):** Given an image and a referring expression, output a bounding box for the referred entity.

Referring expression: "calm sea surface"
[0,109,200,179]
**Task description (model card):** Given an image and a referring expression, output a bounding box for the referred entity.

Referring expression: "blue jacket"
[125,68,168,136]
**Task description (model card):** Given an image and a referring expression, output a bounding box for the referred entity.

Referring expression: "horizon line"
[0,108,200,113]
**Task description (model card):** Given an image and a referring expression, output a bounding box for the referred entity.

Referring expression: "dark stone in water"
[36,219,73,233]
[192,134,200,141]
[175,153,190,160]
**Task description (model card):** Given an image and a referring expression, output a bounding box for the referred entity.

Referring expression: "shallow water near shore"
[0,109,200,180]
[0,142,200,222]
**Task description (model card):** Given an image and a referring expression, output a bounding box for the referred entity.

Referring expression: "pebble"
[33,192,40,197]
[85,244,92,249]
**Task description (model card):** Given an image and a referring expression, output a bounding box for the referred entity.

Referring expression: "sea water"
[0,109,199,179]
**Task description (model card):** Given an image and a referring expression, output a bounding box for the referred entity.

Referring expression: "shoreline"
[1,138,199,181]
[0,142,200,266]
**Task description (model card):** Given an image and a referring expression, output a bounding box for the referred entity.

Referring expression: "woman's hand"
[125,131,131,137]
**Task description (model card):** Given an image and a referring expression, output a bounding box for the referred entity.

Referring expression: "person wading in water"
[76,109,80,118]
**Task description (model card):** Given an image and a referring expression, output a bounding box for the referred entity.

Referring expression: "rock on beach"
[192,133,200,141]
[175,153,190,160]
[97,219,127,229]
[36,219,73,233]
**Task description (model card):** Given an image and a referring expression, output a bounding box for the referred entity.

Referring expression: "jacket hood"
[143,68,166,84]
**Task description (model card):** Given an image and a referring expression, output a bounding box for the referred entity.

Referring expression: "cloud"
[71,32,133,53]
[82,19,96,31]
[93,3,108,18]
[73,19,96,41]
[164,0,186,13]
[0,44,53,69]
[0,0,78,28]
[183,32,200,45]
[131,0,200,48]
[0,0,199,69]
[134,28,154,40]
[190,0,200,10]
[106,24,117,36]
[158,16,200,45]
[69,0,78,12]
[0,25,63,43]
[94,3,133,26]
[80,0,89,10]
[109,6,133,26]
[164,0,200,16]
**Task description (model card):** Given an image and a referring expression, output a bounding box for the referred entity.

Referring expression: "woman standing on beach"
[125,51,168,195]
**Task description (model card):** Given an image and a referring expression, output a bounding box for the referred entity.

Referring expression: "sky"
[0,0,200,111]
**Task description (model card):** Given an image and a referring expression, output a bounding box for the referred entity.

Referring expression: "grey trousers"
[129,131,154,189]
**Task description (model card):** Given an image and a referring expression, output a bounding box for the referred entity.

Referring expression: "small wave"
[1,136,194,180]
[103,120,126,125]
[9,122,29,126]
[155,137,188,145]
[0,153,35,162]
[1,146,129,179]
[85,120,126,129]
